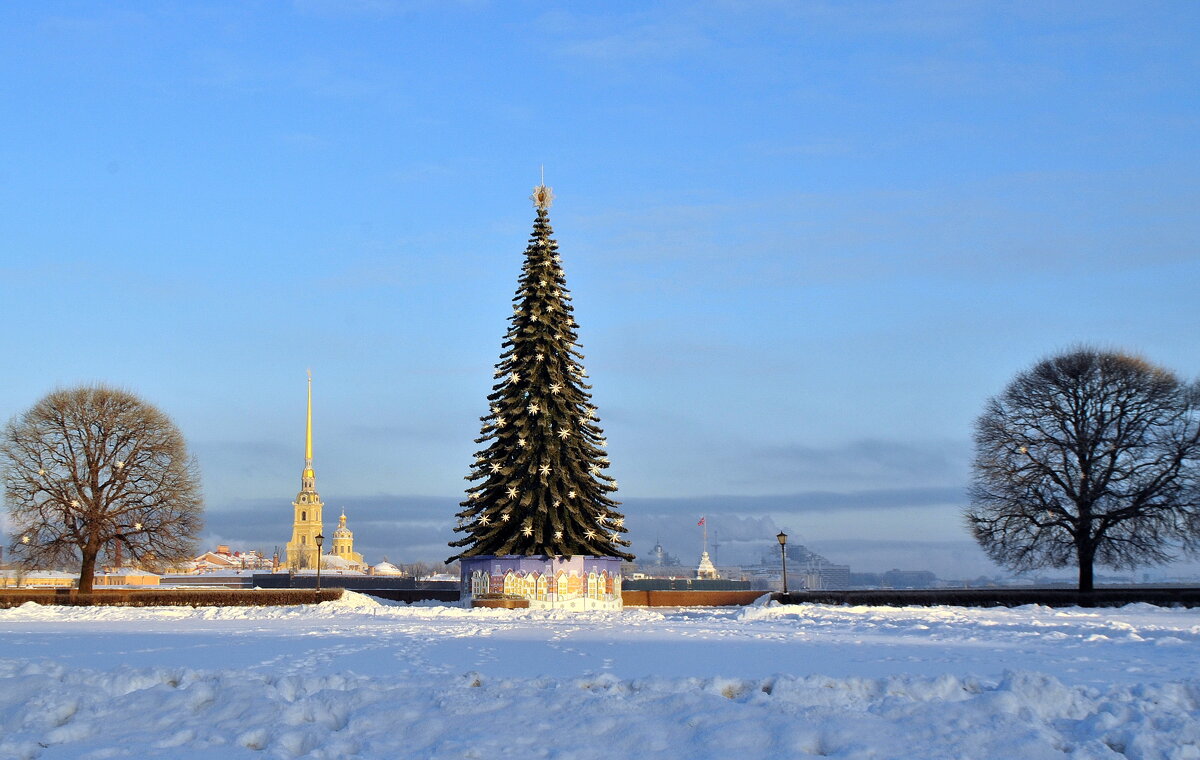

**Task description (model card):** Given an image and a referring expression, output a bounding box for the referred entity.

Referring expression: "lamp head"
[776,531,788,546]
[315,533,324,548]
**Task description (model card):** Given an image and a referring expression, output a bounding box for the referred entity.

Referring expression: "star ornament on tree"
[530,184,555,209]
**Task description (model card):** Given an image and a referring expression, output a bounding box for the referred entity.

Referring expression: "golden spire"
[304,369,314,478]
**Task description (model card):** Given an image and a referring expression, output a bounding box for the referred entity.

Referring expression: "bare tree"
[2,386,203,593]
[966,349,1200,591]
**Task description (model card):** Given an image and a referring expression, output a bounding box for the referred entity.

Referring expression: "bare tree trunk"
[1077,543,1095,593]
[78,548,98,594]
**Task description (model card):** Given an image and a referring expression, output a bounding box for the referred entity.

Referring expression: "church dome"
[371,561,403,576]
[333,511,353,538]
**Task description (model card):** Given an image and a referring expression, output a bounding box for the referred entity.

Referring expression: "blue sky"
[2,2,1198,577]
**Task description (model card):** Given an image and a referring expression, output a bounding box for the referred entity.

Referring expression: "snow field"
[0,593,1197,759]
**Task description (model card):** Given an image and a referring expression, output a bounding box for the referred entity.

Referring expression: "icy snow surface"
[1,593,1198,759]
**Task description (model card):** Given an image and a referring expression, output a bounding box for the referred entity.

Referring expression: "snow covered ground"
[1,594,1198,759]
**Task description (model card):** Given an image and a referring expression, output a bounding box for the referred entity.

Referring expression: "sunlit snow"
[1,593,1197,758]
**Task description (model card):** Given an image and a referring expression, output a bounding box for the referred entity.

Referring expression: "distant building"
[744,543,851,590]
[648,540,680,567]
[694,519,722,579]
[192,550,236,571]
[0,570,77,588]
[882,569,938,589]
[308,553,366,575]
[186,546,273,574]
[848,572,884,588]
[286,373,324,570]
[369,561,405,576]
[284,374,366,571]
[847,569,940,589]
[330,512,364,567]
[630,540,691,579]
[801,562,850,590]
[94,572,161,587]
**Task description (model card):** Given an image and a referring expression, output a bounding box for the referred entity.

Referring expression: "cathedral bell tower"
[285,371,324,570]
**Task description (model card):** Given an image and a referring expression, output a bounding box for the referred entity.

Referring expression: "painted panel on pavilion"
[460,555,623,610]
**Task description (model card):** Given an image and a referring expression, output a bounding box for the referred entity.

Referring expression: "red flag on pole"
[697,517,705,526]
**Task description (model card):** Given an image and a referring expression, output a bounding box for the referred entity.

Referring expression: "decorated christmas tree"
[449,183,633,562]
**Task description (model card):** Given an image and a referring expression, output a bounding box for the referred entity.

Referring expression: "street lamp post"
[776,531,789,595]
[314,533,324,594]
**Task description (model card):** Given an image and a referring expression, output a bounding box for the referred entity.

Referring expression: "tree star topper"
[531,183,555,209]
